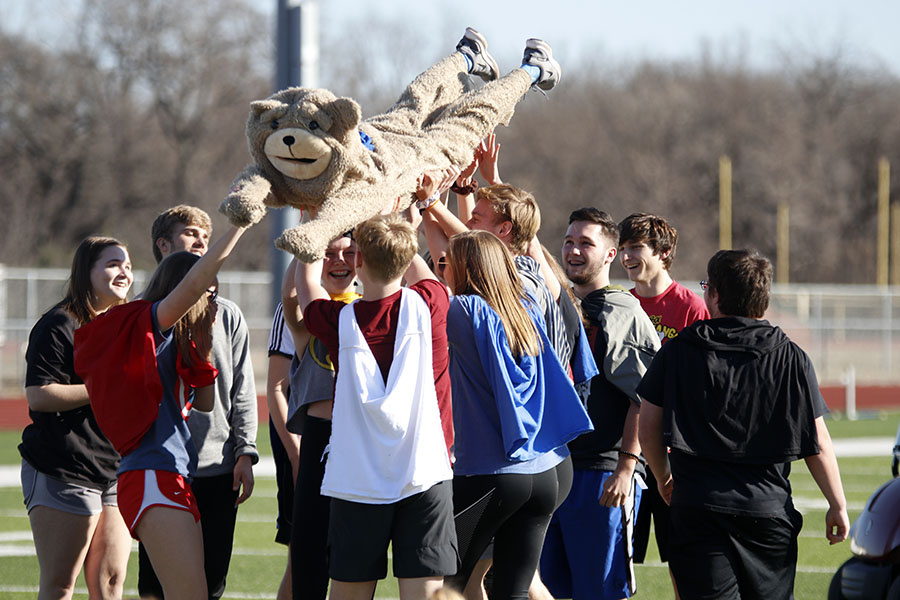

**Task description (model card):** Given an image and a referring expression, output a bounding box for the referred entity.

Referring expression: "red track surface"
[0,388,898,430]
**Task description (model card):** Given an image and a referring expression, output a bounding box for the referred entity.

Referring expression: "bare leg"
[276,552,292,600]
[83,505,132,600]
[329,580,377,600]
[136,506,207,600]
[463,558,491,600]
[30,506,98,600]
[398,576,444,600]
[528,570,554,600]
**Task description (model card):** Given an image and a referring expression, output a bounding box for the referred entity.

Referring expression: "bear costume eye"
[270,120,280,130]
[309,120,319,131]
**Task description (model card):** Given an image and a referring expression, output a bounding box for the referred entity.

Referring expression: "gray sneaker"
[523,38,561,91]
[456,27,500,83]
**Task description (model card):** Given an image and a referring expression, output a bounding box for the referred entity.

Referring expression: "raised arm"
[281,258,313,354]
[294,257,329,314]
[156,225,248,331]
[804,416,850,544]
[526,236,561,301]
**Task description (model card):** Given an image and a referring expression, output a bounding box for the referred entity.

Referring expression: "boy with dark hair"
[618,212,708,345]
[618,212,708,581]
[293,212,456,600]
[639,249,848,600]
[540,207,660,600]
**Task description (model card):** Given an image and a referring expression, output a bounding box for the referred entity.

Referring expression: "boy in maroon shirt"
[293,212,455,600]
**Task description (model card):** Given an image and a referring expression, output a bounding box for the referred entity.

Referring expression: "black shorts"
[328,480,457,582]
[269,417,294,545]
[668,505,803,600]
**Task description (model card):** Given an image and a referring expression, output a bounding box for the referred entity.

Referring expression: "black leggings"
[446,456,573,599]
[290,415,332,600]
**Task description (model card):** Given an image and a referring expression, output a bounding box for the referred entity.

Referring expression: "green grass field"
[0,411,897,599]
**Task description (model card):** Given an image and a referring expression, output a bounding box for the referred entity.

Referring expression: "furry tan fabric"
[220,51,533,262]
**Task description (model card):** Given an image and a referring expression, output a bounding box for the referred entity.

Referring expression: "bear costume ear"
[327,97,362,144]
[250,99,288,119]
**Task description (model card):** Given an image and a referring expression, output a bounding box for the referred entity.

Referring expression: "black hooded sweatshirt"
[637,317,827,516]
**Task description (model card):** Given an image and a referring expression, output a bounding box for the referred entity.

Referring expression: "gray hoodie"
[188,296,259,476]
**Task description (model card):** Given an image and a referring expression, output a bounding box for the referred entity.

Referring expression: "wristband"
[451,180,479,195]
[415,195,439,212]
[618,450,640,463]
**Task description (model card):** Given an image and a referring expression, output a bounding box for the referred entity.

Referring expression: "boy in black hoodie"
[638,249,848,600]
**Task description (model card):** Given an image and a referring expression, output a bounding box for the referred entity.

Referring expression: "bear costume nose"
[283,135,295,146]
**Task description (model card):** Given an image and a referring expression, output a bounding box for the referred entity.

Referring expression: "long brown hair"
[141,251,215,366]
[447,230,540,358]
[60,236,129,326]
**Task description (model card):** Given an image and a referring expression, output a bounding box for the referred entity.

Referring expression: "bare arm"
[294,258,329,314]
[267,353,301,483]
[156,225,247,331]
[192,384,215,412]
[421,212,449,276]
[426,199,469,239]
[638,400,672,504]
[281,258,313,354]
[456,153,479,223]
[600,401,642,508]
[25,383,90,412]
[404,254,438,287]
[804,416,850,544]
[526,237,561,301]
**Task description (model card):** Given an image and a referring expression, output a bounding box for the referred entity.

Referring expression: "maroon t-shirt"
[304,279,453,456]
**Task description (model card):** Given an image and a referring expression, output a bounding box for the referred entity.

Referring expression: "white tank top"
[321,288,452,504]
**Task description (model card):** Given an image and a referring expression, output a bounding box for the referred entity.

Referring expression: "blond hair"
[447,231,540,358]
[476,184,540,255]
[151,205,213,263]
[354,214,418,282]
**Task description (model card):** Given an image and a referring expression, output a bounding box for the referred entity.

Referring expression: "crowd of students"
[20,29,850,600]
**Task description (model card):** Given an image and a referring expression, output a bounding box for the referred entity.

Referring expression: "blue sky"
[6,1,899,75]
[258,0,900,75]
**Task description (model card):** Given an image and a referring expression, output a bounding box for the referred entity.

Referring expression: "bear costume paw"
[275,224,330,263]
[219,168,272,227]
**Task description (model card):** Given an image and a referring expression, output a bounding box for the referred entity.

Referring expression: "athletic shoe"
[456,27,500,83]
[523,38,561,91]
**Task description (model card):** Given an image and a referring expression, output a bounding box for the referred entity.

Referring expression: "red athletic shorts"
[117,469,201,539]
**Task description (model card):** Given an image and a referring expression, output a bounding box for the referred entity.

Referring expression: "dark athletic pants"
[446,456,573,600]
[138,472,239,599]
[668,505,803,600]
[290,415,332,600]
[633,467,671,563]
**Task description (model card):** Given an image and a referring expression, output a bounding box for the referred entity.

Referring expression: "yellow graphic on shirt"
[648,314,679,342]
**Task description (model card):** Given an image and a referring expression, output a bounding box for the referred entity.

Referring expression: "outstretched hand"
[477,132,501,186]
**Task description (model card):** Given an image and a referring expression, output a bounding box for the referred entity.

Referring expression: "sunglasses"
[206,288,219,303]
